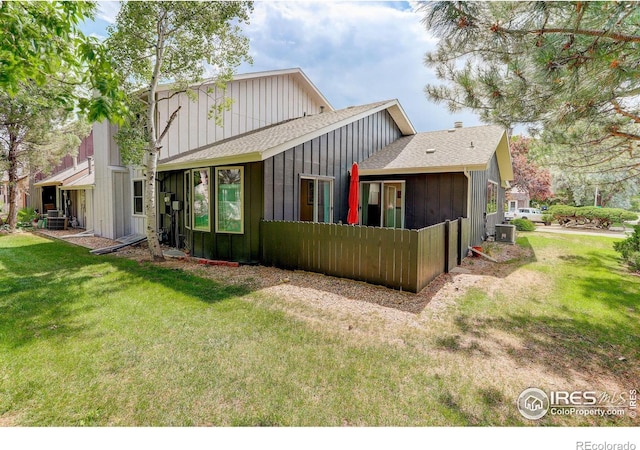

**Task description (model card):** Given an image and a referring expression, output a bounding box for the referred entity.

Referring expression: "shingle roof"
[62,171,95,189]
[33,160,90,187]
[158,99,415,171]
[359,124,509,175]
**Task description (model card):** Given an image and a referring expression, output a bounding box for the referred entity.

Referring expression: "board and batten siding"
[158,161,264,263]
[156,73,327,161]
[468,154,505,245]
[263,109,403,223]
[92,120,131,239]
[360,172,468,230]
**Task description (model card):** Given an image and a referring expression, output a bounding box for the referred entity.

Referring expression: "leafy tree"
[106,1,253,260]
[419,1,640,183]
[1,1,127,232]
[550,167,640,209]
[510,136,552,202]
[0,84,89,230]
[0,1,126,122]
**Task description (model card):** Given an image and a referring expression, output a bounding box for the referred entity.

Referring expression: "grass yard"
[0,231,638,426]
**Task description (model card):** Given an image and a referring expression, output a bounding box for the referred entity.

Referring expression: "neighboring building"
[1,171,29,215]
[506,186,530,213]
[31,131,95,229]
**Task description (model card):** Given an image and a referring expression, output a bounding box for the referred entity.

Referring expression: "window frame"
[184,171,191,230]
[359,180,405,228]
[215,166,244,234]
[299,175,334,223]
[486,180,499,215]
[191,167,211,232]
[132,179,145,217]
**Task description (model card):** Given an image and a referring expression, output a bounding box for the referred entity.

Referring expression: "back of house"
[37,67,513,290]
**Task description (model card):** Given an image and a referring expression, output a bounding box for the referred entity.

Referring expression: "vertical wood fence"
[261,218,470,293]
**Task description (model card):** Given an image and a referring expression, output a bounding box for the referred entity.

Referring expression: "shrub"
[614,225,640,272]
[548,205,638,229]
[17,207,37,226]
[541,213,554,225]
[510,218,536,231]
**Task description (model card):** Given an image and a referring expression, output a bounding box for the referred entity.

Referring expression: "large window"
[360,181,405,228]
[216,167,244,234]
[486,180,498,215]
[132,180,144,216]
[192,168,210,231]
[299,176,333,223]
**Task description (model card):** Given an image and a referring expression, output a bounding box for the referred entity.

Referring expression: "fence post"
[457,217,463,265]
[444,219,450,273]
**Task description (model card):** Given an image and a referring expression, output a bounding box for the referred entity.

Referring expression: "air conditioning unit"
[495,224,516,244]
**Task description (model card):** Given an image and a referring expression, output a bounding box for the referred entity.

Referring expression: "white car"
[511,207,547,224]
[504,210,516,221]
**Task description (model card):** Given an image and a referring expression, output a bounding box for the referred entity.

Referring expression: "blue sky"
[84,1,483,132]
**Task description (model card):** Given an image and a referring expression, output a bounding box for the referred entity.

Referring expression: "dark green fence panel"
[261,220,469,293]
[414,223,445,292]
[447,220,459,273]
[460,217,471,263]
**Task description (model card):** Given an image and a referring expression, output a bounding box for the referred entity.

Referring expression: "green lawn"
[0,232,638,426]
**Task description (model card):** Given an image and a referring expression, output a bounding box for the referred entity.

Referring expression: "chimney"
[320,106,325,114]
[87,156,93,175]
[454,121,463,128]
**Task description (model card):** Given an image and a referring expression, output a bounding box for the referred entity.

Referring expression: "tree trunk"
[144,63,164,260]
[6,135,19,231]
[144,9,168,261]
[145,146,164,261]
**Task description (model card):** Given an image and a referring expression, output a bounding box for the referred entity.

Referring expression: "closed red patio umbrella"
[347,162,359,225]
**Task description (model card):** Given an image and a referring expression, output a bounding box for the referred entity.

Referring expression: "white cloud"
[239,1,481,131]
[97,1,120,24]
[85,1,481,131]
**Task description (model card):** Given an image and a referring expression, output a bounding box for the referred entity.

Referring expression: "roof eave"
[60,184,95,190]
[359,164,487,176]
[33,180,63,187]
[387,101,416,136]
[495,131,514,187]
[158,152,263,172]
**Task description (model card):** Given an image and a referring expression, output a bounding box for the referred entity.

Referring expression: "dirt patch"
[35,228,121,251]
[0,413,20,427]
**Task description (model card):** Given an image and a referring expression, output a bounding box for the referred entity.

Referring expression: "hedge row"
[547,205,637,229]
